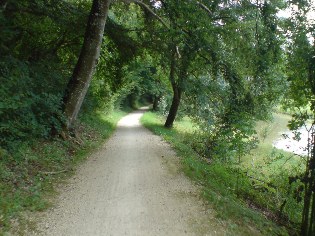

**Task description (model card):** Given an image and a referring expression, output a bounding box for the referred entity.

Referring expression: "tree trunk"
[63,0,111,129]
[164,85,181,128]
[310,186,315,235]
[164,50,180,128]
[301,174,312,236]
[1,1,7,10]
[164,44,192,128]
[301,130,315,236]
[152,95,160,111]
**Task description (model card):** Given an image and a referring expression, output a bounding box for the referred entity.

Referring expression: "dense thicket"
[0,0,87,148]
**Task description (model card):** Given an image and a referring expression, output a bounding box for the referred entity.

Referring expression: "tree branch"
[1,1,8,10]
[196,1,212,16]
[196,1,232,22]
[122,0,170,29]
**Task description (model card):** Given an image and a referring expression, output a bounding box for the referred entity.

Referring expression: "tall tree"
[63,0,111,129]
[164,43,196,127]
[158,0,283,128]
[282,1,315,234]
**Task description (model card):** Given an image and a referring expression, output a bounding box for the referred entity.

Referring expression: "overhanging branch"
[122,0,170,29]
[196,1,212,16]
[196,0,232,22]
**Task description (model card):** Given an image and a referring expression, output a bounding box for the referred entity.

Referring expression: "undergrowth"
[0,110,126,235]
[141,111,292,236]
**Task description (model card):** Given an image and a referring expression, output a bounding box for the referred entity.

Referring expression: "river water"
[273,125,314,156]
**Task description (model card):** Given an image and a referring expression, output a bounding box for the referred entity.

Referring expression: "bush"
[0,57,65,150]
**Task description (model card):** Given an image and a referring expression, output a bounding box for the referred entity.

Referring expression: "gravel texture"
[31,109,226,236]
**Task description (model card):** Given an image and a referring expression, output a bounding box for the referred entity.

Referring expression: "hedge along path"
[32,108,226,236]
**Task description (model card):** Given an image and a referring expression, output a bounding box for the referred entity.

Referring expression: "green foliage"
[0,0,89,150]
[280,2,315,234]
[1,0,313,234]
[0,57,65,149]
[0,5,138,233]
[145,0,287,159]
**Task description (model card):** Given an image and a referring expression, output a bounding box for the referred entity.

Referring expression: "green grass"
[141,112,290,236]
[0,109,126,235]
[241,113,305,225]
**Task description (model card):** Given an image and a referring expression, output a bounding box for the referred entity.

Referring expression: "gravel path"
[32,109,226,236]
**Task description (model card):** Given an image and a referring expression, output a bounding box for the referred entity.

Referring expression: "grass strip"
[0,110,126,235]
[141,111,290,236]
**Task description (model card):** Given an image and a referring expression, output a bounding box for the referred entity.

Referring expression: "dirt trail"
[32,109,226,236]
